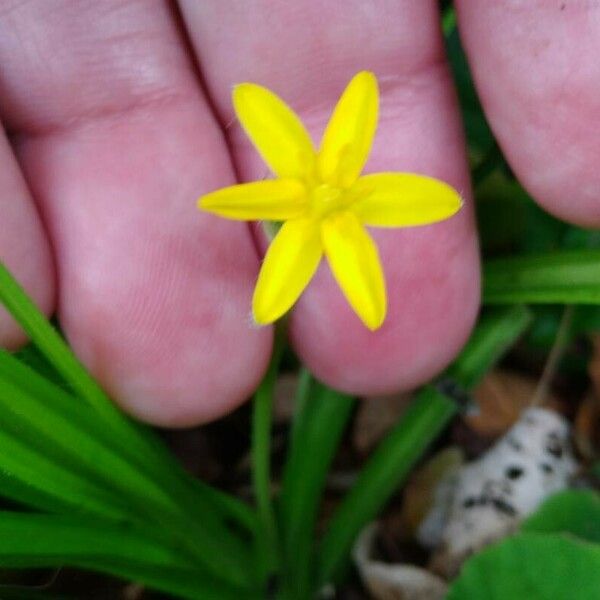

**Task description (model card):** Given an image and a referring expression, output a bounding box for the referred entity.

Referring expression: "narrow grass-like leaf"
[0,426,126,520]
[316,386,453,586]
[446,305,533,389]
[289,368,313,449]
[0,263,143,443]
[0,512,259,600]
[0,372,180,514]
[252,334,285,582]
[484,250,600,304]
[316,305,533,586]
[0,352,256,579]
[0,263,242,523]
[2,350,255,534]
[0,471,92,516]
[0,264,258,584]
[279,380,355,599]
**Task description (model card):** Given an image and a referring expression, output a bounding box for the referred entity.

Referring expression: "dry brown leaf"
[354,393,413,454]
[400,447,464,538]
[353,523,447,600]
[589,334,600,397]
[575,335,600,460]
[468,369,559,438]
[122,583,145,600]
[574,392,600,461]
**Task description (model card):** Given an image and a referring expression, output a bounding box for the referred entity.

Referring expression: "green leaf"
[0,512,257,600]
[2,349,255,535]
[316,386,454,587]
[0,263,140,443]
[14,341,70,391]
[0,264,226,516]
[316,306,533,586]
[446,305,533,389]
[0,354,179,516]
[251,333,285,583]
[447,533,600,599]
[561,226,600,251]
[0,376,254,588]
[522,490,600,544]
[0,425,126,520]
[475,172,531,254]
[483,250,600,305]
[279,377,355,599]
[0,352,252,545]
[0,265,256,587]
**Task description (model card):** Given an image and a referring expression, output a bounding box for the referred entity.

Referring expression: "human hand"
[1,1,598,426]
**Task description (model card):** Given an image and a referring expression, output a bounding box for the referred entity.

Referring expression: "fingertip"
[109,325,273,427]
[0,134,56,349]
[291,209,481,398]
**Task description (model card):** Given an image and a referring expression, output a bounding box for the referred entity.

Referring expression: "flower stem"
[252,324,285,585]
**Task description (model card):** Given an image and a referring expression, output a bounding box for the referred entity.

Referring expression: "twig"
[530,306,574,407]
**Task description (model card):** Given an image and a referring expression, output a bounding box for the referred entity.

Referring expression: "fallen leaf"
[401,447,464,539]
[354,393,413,454]
[353,523,447,600]
[574,393,600,461]
[589,334,600,397]
[468,370,559,438]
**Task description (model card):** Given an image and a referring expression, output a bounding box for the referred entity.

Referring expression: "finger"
[456,0,600,226]
[0,0,271,425]
[180,0,480,395]
[0,130,55,347]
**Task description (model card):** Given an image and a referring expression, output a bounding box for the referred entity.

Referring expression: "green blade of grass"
[289,368,312,449]
[279,379,355,599]
[0,368,183,514]
[0,381,254,584]
[0,347,255,535]
[0,512,259,600]
[8,349,257,546]
[0,263,145,447]
[0,425,127,521]
[0,470,96,516]
[483,250,600,304]
[0,263,248,527]
[251,334,285,583]
[0,373,256,588]
[445,305,533,389]
[0,263,257,577]
[316,385,454,587]
[316,305,533,586]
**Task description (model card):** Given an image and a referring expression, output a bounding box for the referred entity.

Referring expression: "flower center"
[310,184,346,218]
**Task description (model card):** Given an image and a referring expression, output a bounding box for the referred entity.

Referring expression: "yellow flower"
[199,71,462,331]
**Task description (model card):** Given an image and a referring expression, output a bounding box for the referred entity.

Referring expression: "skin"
[0,1,598,426]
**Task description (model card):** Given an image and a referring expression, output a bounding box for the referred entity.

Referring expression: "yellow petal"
[233,83,316,181]
[199,180,307,221]
[318,71,379,188]
[321,211,386,330]
[351,173,463,227]
[253,218,322,324]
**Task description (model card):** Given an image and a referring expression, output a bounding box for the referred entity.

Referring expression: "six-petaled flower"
[199,71,462,330]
